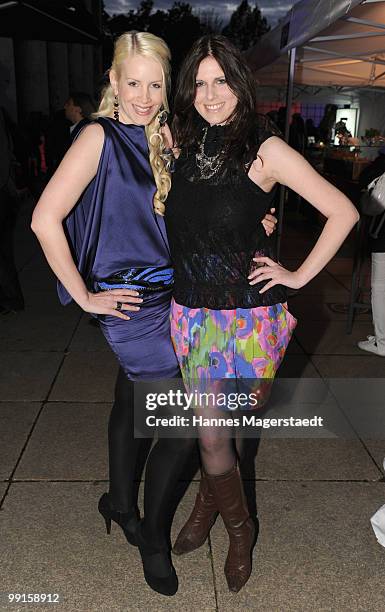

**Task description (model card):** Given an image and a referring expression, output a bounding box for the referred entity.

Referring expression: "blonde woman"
[31,31,196,597]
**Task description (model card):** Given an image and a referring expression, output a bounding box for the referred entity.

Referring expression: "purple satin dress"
[58,117,179,380]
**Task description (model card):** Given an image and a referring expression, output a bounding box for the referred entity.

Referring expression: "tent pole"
[277,46,296,258]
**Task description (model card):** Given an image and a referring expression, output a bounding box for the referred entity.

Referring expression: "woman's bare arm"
[248,137,359,292]
[31,124,142,317]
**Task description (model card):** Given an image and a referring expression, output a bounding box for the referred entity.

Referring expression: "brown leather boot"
[206,464,256,593]
[172,470,218,555]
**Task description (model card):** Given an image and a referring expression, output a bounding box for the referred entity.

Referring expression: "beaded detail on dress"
[165,116,287,309]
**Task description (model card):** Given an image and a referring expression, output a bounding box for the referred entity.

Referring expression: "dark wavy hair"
[172,34,266,168]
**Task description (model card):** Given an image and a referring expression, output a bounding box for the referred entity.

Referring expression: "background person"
[358,156,385,356]
[64,91,96,142]
[0,106,24,314]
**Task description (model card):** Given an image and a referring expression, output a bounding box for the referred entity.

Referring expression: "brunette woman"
[165,35,359,593]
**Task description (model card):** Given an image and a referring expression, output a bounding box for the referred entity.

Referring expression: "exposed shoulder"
[66,122,105,167]
[258,133,286,156]
[257,136,305,184]
[74,121,105,147]
[258,134,301,163]
[53,121,105,186]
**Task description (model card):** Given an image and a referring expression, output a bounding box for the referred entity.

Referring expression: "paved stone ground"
[1,199,385,612]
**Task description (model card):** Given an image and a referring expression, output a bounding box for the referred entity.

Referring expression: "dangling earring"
[113,95,119,121]
[158,106,168,126]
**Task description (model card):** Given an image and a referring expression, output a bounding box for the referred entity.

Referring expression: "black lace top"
[165,117,288,309]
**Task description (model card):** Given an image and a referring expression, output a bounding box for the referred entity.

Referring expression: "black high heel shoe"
[98,493,139,546]
[135,520,178,596]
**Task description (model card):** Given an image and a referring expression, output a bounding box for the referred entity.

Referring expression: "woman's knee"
[198,434,232,457]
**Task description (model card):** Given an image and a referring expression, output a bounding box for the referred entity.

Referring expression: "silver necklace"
[195,127,225,180]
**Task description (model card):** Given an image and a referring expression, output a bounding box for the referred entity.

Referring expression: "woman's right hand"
[81,289,143,320]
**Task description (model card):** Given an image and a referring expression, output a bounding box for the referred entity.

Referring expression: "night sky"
[104,1,296,28]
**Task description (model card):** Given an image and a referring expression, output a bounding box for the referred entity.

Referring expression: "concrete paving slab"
[276,355,320,378]
[170,482,217,610]
[18,266,73,314]
[0,309,80,351]
[211,481,385,611]
[363,440,385,473]
[296,272,349,297]
[14,221,39,271]
[22,289,65,313]
[0,352,63,401]
[1,482,216,612]
[50,352,118,402]
[0,403,41,480]
[26,294,79,316]
[337,274,371,292]
[254,438,382,481]
[285,336,305,355]
[312,355,385,378]
[69,315,110,351]
[325,257,370,277]
[295,291,356,305]
[288,295,372,322]
[15,403,110,481]
[268,377,332,406]
[0,482,8,501]
[295,321,374,356]
[325,257,355,275]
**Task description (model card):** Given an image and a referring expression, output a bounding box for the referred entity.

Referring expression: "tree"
[222,0,270,51]
[103,1,217,71]
[149,2,203,69]
[107,0,154,36]
[136,0,153,30]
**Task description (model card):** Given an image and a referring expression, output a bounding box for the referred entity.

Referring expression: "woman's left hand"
[160,123,180,158]
[261,208,277,236]
[248,256,304,293]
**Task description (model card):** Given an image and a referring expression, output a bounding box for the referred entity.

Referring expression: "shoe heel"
[98,492,139,544]
[104,515,111,535]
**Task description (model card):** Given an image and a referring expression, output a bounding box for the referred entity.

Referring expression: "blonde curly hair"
[94,32,172,215]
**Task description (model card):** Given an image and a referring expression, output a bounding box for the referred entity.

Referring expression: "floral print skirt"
[170,298,297,410]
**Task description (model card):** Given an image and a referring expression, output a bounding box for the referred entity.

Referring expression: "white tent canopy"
[246,0,385,88]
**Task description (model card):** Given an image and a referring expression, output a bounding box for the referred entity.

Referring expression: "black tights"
[194,381,272,476]
[108,368,196,547]
[192,393,244,476]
